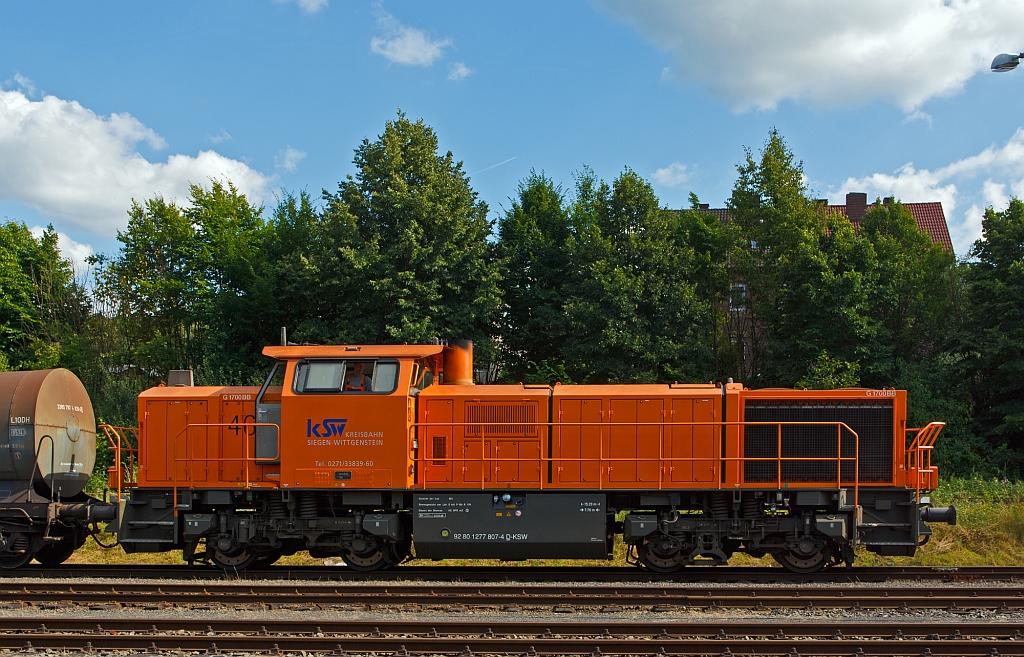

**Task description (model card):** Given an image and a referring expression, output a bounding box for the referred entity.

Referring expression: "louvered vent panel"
[743,399,894,484]
[466,403,539,437]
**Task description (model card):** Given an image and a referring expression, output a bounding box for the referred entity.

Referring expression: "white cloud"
[208,129,232,144]
[904,110,933,128]
[594,0,1024,112]
[651,161,689,187]
[8,73,37,98]
[275,146,306,172]
[448,62,473,81]
[835,127,1024,254]
[29,226,93,274]
[371,12,451,66]
[0,88,272,238]
[275,0,328,14]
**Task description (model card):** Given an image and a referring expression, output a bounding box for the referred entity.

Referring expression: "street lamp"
[992,53,1023,72]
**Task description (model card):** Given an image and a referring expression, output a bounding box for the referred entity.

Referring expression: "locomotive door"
[669,398,715,483]
[220,398,253,482]
[556,399,601,484]
[496,439,540,483]
[638,399,662,483]
[424,399,453,483]
[144,399,208,484]
[608,399,663,483]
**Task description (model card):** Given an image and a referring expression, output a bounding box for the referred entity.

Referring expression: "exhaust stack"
[443,339,474,385]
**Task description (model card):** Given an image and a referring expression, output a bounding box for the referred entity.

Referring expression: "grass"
[70,477,1024,568]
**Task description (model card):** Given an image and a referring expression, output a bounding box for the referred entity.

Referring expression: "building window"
[730,283,747,312]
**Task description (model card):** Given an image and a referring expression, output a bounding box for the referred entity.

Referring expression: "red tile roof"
[696,196,954,254]
[828,202,953,252]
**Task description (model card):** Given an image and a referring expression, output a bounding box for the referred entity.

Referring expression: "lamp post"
[992,53,1024,72]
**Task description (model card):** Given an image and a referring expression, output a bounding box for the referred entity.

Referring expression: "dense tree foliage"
[4,116,1023,475]
[495,171,572,382]
[965,199,1024,467]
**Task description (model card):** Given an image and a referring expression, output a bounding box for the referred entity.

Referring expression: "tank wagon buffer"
[114,340,956,573]
[0,369,116,568]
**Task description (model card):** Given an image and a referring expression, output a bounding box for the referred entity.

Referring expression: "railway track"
[3,580,1023,611]
[1,617,1022,655]
[7,563,1024,582]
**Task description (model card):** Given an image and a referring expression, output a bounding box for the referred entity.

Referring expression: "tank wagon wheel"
[0,533,34,569]
[637,534,687,573]
[772,537,834,574]
[210,547,260,571]
[34,534,79,567]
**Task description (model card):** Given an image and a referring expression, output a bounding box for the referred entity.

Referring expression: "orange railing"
[100,424,139,504]
[170,422,281,516]
[411,421,861,505]
[906,422,945,499]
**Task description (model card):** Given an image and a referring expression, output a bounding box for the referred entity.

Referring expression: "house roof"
[695,193,954,254]
[826,201,954,253]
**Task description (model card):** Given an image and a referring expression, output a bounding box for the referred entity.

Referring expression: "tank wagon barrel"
[0,368,115,568]
[98,339,957,574]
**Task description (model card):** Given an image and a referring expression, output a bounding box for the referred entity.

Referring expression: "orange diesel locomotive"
[109,340,955,573]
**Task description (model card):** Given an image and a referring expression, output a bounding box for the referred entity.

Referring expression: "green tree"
[317,112,501,346]
[189,181,272,379]
[0,222,89,371]
[859,200,957,383]
[965,197,1024,469]
[495,171,572,381]
[93,196,209,375]
[728,129,876,387]
[561,167,716,383]
[679,193,736,377]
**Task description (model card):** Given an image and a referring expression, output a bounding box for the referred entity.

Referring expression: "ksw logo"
[307,418,347,438]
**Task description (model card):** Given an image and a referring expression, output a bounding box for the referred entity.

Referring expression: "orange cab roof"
[262,344,445,359]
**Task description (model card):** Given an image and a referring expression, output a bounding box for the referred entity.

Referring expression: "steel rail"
[4,617,1024,637]
[2,620,1022,656]
[3,582,1024,610]
[7,564,1024,582]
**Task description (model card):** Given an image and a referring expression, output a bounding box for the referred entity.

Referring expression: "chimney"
[883,196,894,207]
[846,192,867,222]
[699,203,709,210]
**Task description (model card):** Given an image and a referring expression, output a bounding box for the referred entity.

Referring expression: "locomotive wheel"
[342,547,388,571]
[211,547,259,570]
[772,538,832,574]
[637,534,686,573]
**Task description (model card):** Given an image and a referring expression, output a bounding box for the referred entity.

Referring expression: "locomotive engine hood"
[0,368,97,499]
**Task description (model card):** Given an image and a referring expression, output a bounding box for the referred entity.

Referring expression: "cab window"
[293,359,399,394]
[410,357,436,394]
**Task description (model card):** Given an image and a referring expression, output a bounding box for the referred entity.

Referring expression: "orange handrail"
[170,422,281,516]
[99,424,139,506]
[906,422,945,500]
[410,420,861,506]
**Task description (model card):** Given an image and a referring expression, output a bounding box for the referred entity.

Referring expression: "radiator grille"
[466,403,539,437]
[743,399,894,484]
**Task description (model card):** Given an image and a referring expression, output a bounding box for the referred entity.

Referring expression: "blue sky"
[2,0,1024,267]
